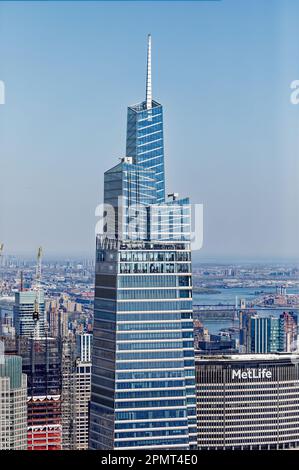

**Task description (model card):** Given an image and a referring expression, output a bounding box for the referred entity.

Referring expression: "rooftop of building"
[128,99,162,113]
[196,352,299,362]
[104,158,156,177]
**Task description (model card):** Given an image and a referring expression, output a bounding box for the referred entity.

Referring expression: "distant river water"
[193,286,299,335]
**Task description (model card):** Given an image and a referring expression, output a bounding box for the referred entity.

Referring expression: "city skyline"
[1,0,299,260]
[2,0,299,456]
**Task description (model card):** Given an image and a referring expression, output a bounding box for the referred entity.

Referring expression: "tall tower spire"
[146,33,152,109]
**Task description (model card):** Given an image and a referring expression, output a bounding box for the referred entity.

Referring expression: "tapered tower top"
[146,34,152,110]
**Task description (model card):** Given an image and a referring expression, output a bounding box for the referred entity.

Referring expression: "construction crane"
[33,247,42,339]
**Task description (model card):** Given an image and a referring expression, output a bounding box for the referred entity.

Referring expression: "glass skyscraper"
[14,290,45,338]
[126,35,165,204]
[89,35,197,450]
[250,316,280,354]
[240,311,298,354]
[126,101,165,203]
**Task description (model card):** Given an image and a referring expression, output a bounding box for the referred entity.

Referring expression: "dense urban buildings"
[1,270,93,451]
[1,23,299,451]
[18,337,62,450]
[240,311,298,354]
[196,354,299,450]
[89,35,197,450]
[0,355,27,450]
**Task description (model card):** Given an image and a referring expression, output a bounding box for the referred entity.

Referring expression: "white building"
[74,358,91,450]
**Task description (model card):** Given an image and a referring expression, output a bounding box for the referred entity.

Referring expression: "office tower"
[76,332,92,362]
[240,312,298,354]
[74,336,92,450]
[48,306,59,338]
[279,311,298,352]
[1,312,15,338]
[250,315,280,353]
[196,354,299,450]
[240,313,280,353]
[0,355,27,450]
[0,297,15,337]
[61,335,76,450]
[14,290,46,337]
[268,316,280,352]
[18,337,62,450]
[58,308,69,338]
[74,360,91,450]
[89,35,196,450]
[239,311,252,353]
[47,302,69,339]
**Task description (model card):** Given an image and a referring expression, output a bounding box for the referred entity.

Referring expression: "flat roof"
[196,353,299,361]
[128,99,162,112]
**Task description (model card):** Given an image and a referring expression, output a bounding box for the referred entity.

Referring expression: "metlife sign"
[232,368,272,380]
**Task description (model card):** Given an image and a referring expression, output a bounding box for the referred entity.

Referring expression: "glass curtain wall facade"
[90,35,196,450]
[126,101,165,203]
[104,160,157,241]
[148,198,191,242]
[14,291,45,337]
[240,312,297,353]
[90,237,197,450]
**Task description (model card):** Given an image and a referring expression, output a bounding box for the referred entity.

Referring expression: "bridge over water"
[193,304,299,321]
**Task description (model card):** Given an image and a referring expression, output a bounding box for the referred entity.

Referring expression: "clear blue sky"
[1,0,299,260]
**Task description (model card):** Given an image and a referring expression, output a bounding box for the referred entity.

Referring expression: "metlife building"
[196,353,299,450]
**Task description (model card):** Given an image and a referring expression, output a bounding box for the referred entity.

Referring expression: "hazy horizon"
[3,252,299,266]
[1,0,299,260]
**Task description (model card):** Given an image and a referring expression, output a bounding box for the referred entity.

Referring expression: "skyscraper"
[126,35,165,204]
[76,332,92,363]
[60,335,76,450]
[14,290,46,337]
[18,337,62,450]
[240,311,297,354]
[0,355,27,450]
[279,311,298,352]
[74,334,92,450]
[250,315,280,354]
[89,35,197,450]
